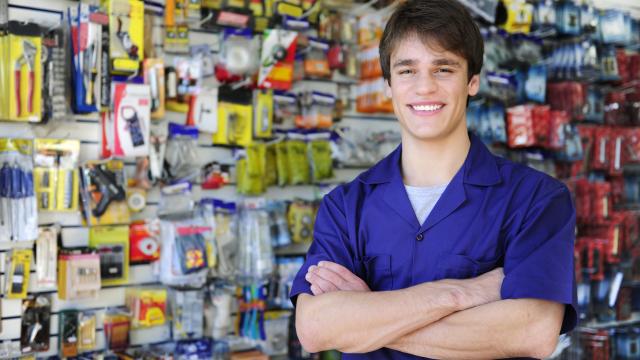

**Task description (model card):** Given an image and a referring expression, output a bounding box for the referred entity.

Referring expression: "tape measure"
[127,189,146,212]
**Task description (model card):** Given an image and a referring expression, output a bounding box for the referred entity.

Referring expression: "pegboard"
[0,0,400,356]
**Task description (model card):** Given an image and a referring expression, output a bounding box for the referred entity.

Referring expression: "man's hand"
[305,261,370,295]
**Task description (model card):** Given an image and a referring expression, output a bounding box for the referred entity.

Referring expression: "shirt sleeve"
[289,188,359,306]
[501,184,578,334]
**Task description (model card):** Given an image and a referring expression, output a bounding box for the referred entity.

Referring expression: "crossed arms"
[295,261,565,359]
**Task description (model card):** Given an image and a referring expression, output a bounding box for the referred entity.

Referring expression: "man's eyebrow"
[432,58,462,67]
[392,58,417,68]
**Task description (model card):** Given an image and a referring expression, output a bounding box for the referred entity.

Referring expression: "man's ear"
[384,79,392,98]
[468,74,480,96]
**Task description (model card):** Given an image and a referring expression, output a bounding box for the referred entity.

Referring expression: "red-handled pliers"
[14,40,37,117]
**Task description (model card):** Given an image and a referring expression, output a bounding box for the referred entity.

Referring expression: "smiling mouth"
[409,104,445,112]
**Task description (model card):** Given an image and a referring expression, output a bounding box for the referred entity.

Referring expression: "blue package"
[479,104,492,143]
[599,10,628,44]
[585,86,605,123]
[556,2,581,35]
[488,103,506,143]
[525,64,547,103]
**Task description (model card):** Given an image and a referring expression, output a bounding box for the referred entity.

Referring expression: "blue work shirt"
[290,133,577,359]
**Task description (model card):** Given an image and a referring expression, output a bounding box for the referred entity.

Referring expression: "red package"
[578,125,595,172]
[626,85,640,126]
[129,220,161,263]
[549,110,570,150]
[576,237,606,281]
[566,82,587,121]
[616,49,629,83]
[532,105,550,147]
[609,129,625,175]
[629,53,640,81]
[575,179,592,223]
[610,176,625,206]
[586,220,623,264]
[506,105,536,148]
[604,90,628,126]
[592,181,612,222]
[592,127,611,171]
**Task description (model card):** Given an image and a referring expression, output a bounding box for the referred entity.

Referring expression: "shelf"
[581,312,640,329]
[274,242,311,256]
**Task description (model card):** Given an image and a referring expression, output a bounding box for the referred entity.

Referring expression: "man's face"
[385,34,480,143]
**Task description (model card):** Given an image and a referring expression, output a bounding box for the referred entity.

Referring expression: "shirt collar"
[358,132,501,186]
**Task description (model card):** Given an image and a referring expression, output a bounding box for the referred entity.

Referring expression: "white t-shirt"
[404,183,449,225]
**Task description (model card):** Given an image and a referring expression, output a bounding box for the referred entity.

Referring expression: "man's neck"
[401,129,471,187]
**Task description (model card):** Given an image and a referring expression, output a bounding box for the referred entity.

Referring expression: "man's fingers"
[310,284,324,296]
[318,261,371,291]
[318,261,361,282]
[311,266,351,290]
[306,270,338,293]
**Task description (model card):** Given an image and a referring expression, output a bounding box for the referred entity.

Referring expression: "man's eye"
[398,69,414,75]
[436,68,453,74]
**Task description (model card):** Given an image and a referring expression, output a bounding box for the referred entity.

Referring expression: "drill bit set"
[33,139,80,212]
[0,21,43,122]
[0,139,38,243]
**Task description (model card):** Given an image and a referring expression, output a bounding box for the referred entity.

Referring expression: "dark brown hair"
[379,0,484,83]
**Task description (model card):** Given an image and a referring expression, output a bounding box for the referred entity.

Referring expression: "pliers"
[14,40,37,117]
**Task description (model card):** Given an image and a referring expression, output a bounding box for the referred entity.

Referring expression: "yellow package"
[103,0,144,74]
[7,32,42,122]
[287,201,316,243]
[34,139,81,212]
[501,0,534,34]
[215,101,253,146]
[89,225,130,286]
[77,312,97,352]
[127,288,168,327]
[254,90,273,139]
[6,249,32,299]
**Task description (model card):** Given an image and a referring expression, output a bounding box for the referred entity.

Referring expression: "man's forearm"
[387,299,565,359]
[296,276,497,354]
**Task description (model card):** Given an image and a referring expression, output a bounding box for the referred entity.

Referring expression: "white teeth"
[412,104,443,112]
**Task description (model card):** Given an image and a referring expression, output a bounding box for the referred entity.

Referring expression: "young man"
[290,0,577,359]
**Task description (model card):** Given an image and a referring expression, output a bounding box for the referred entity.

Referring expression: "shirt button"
[416,233,424,241]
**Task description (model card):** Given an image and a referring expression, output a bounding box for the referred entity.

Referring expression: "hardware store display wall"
[0,0,400,356]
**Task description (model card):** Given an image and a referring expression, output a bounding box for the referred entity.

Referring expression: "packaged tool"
[79,160,130,226]
[264,144,278,187]
[215,86,254,146]
[0,138,38,242]
[273,91,299,127]
[298,91,335,129]
[169,289,205,340]
[307,132,333,181]
[237,282,268,340]
[33,139,80,212]
[164,123,200,183]
[201,161,232,190]
[158,182,195,218]
[198,199,219,270]
[68,4,107,113]
[130,219,161,264]
[263,311,291,356]
[159,219,210,287]
[104,309,131,351]
[5,249,32,299]
[77,311,97,352]
[104,83,151,159]
[267,200,290,248]
[35,225,58,289]
[188,86,219,134]
[254,90,274,139]
[212,200,238,279]
[58,248,101,300]
[42,27,70,123]
[286,133,310,185]
[501,0,534,34]
[303,37,331,79]
[236,200,274,283]
[0,21,43,121]
[90,225,130,286]
[258,29,298,90]
[59,310,79,357]
[126,287,167,328]
[103,0,144,75]
[236,144,267,196]
[215,28,260,83]
[20,295,51,353]
[167,57,203,113]
[144,58,166,119]
[288,200,317,243]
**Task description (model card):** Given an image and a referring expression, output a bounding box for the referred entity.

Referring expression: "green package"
[238,144,266,195]
[265,143,278,187]
[287,140,310,185]
[275,141,290,186]
[309,139,333,181]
